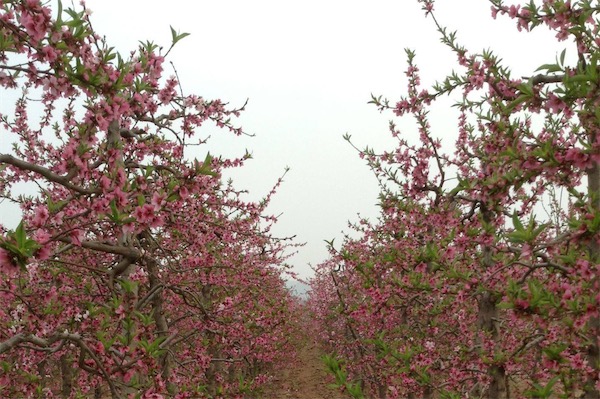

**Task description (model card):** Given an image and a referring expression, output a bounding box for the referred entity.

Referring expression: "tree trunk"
[479,209,508,399]
[423,385,433,399]
[377,381,387,399]
[60,354,73,398]
[37,359,47,395]
[145,254,173,394]
[583,129,600,399]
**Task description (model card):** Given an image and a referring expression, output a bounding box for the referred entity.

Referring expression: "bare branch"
[55,236,141,259]
[526,74,565,85]
[0,334,26,354]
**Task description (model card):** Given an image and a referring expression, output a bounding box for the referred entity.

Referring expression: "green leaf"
[535,63,561,74]
[532,223,549,239]
[196,153,217,177]
[134,311,154,326]
[170,26,191,45]
[517,82,534,97]
[594,106,600,123]
[118,279,138,294]
[565,74,590,83]
[512,212,525,231]
[505,94,530,112]
[107,200,129,224]
[542,344,566,362]
[14,221,26,248]
[144,165,155,178]
[56,0,63,26]
[46,194,68,213]
[524,376,559,398]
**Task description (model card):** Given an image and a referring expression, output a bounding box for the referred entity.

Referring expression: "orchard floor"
[262,339,349,399]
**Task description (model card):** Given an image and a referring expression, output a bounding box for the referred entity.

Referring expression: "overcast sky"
[2,1,564,280]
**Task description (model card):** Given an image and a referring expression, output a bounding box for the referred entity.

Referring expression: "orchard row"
[308,1,600,398]
[0,1,301,398]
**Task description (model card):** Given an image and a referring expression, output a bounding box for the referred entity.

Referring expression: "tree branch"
[55,236,141,259]
[525,74,564,85]
[0,154,98,195]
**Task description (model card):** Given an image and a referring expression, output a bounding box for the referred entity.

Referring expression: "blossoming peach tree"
[309,1,599,398]
[0,1,300,398]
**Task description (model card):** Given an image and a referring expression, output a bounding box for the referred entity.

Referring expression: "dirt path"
[263,339,349,399]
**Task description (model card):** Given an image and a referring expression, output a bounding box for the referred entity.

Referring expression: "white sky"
[2,1,563,279]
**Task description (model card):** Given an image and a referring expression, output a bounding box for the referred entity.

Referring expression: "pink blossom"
[546,93,567,114]
[522,157,540,170]
[34,245,51,261]
[33,229,50,243]
[178,186,189,200]
[419,0,434,14]
[151,192,167,211]
[521,244,532,258]
[444,246,456,260]
[112,188,128,208]
[564,148,591,169]
[0,248,18,277]
[569,353,588,370]
[394,100,410,116]
[469,74,485,89]
[122,223,135,236]
[32,206,49,228]
[95,113,109,131]
[415,262,427,273]
[491,6,500,19]
[556,29,569,41]
[142,391,164,399]
[424,340,435,351]
[91,197,109,213]
[70,229,84,246]
[99,175,111,191]
[576,259,593,279]
[38,45,59,62]
[19,7,48,43]
[122,368,135,383]
[517,8,531,31]
[133,204,156,224]
[115,304,125,319]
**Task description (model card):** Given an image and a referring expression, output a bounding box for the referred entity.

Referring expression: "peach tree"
[309,1,600,398]
[0,1,299,398]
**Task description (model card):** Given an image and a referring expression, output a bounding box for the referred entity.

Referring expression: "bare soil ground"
[261,339,349,399]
